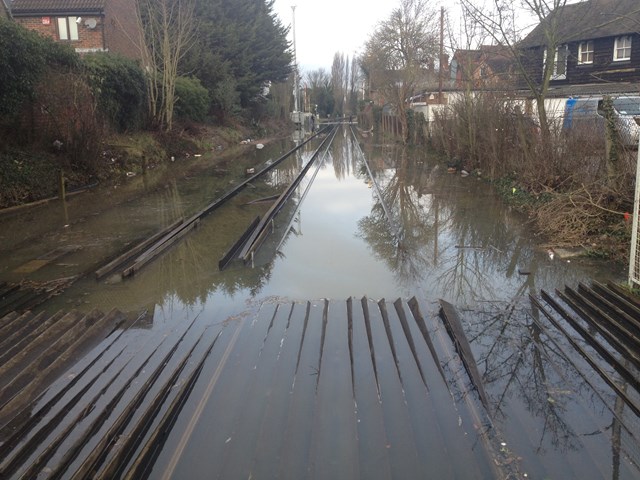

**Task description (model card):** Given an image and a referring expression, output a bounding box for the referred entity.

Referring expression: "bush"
[83,53,147,132]
[0,19,79,120]
[35,71,103,174]
[174,76,210,122]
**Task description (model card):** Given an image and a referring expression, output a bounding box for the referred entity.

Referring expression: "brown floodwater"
[1,126,635,479]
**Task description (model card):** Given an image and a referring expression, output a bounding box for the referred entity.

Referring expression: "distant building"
[519,0,640,88]
[450,46,515,89]
[10,0,141,58]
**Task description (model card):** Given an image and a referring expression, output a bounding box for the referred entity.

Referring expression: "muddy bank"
[0,120,291,211]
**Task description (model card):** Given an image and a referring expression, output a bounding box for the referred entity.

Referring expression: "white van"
[562,96,640,148]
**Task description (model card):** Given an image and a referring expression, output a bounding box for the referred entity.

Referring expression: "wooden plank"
[119,331,224,480]
[0,311,61,364]
[122,219,199,278]
[403,298,493,478]
[95,218,184,279]
[593,281,640,324]
[249,303,318,477]
[350,297,392,480]
[0,310,19,329]
[534,293,640,417]
[11,330,166,479]
[0,311,85,392]
[147,306,273,479]
[218,215,260,270]
[0,326,155,478]
[73,324,213,479]
[0,323,133,452]
[576,284,640,347]
[559,288,640,372]
[309,300,359,480]
[217,303,292,479]
[0,309,125,424]
[145,319,244,480]
[0,311,35,345]
[438,299,492,413]
[278,301,325,480]
[607,282,640,310]
[386,300,454,478]
[33,313,202,476]
[12,247,79,274]
[365,298,422,478]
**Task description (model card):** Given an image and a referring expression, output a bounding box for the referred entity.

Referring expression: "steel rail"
[238,126,338,263]
[348,126,400,241]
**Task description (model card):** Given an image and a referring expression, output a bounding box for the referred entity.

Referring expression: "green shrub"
[83,53,147,132]
[174,76,210,122]
[0,19,78,119]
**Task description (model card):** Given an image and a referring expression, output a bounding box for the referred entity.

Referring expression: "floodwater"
[0,126,621,312]
[1,126,636,479]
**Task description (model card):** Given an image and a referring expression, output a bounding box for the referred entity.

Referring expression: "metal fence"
[630,144,640,287]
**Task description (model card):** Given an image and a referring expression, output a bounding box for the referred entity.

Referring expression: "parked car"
[562,96,640,148]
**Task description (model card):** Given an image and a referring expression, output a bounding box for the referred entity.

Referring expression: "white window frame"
[544,45,568,80]
[578,41,594,64]
[57,16,79,41]
[614,35,632,61]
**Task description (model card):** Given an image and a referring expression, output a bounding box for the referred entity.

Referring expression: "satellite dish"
[85,18,97,29]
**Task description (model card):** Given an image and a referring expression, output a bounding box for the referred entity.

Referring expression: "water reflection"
[14,126,634,478]
[354,138,614,305]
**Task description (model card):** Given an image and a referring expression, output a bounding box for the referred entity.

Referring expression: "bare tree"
[459,0,571,140]
[348,54,361,115]
[362,0,439,143]
[136,0,197,131]
[331,52,347,116]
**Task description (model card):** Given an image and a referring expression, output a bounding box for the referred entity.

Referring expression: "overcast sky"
[271,0,397,72]
[271,0,541,74]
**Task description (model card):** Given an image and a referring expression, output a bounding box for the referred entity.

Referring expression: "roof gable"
[520,0,640,48]
[453,46,513,75]
[11,0,105,15]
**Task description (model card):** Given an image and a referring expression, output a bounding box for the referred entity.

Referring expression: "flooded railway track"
[2,283,639,478]
[2,125,639,478]
[0,297,507,479]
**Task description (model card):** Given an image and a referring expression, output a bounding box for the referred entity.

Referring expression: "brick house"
[519,0,640,87]
[10,0,141,58]
[450,46,514,89]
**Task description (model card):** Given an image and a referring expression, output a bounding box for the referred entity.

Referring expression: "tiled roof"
[11,0,104,15]
[520,0,640,48]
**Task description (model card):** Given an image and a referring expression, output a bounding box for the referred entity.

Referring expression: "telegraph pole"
[438,6,444,102]
[291,6,300,115]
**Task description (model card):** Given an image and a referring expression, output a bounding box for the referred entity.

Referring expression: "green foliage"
[0,19,79,119]
[83,53,148,132]
[174,76,211,122]
[184,0,292,113]
[210,75,241,121]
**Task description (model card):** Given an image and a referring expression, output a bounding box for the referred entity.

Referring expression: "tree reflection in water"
[355,140,635,478]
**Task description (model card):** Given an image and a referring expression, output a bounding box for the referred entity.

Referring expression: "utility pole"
[438,6,444,103]
[291,6,300,116]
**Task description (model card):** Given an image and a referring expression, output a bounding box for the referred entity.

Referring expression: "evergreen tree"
[184,0,292,117]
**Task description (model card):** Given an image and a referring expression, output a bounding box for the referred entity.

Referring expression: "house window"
[57,17,79,41]
[614,36,632,61]
[578,41,594,64]
[545,45,568,80]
